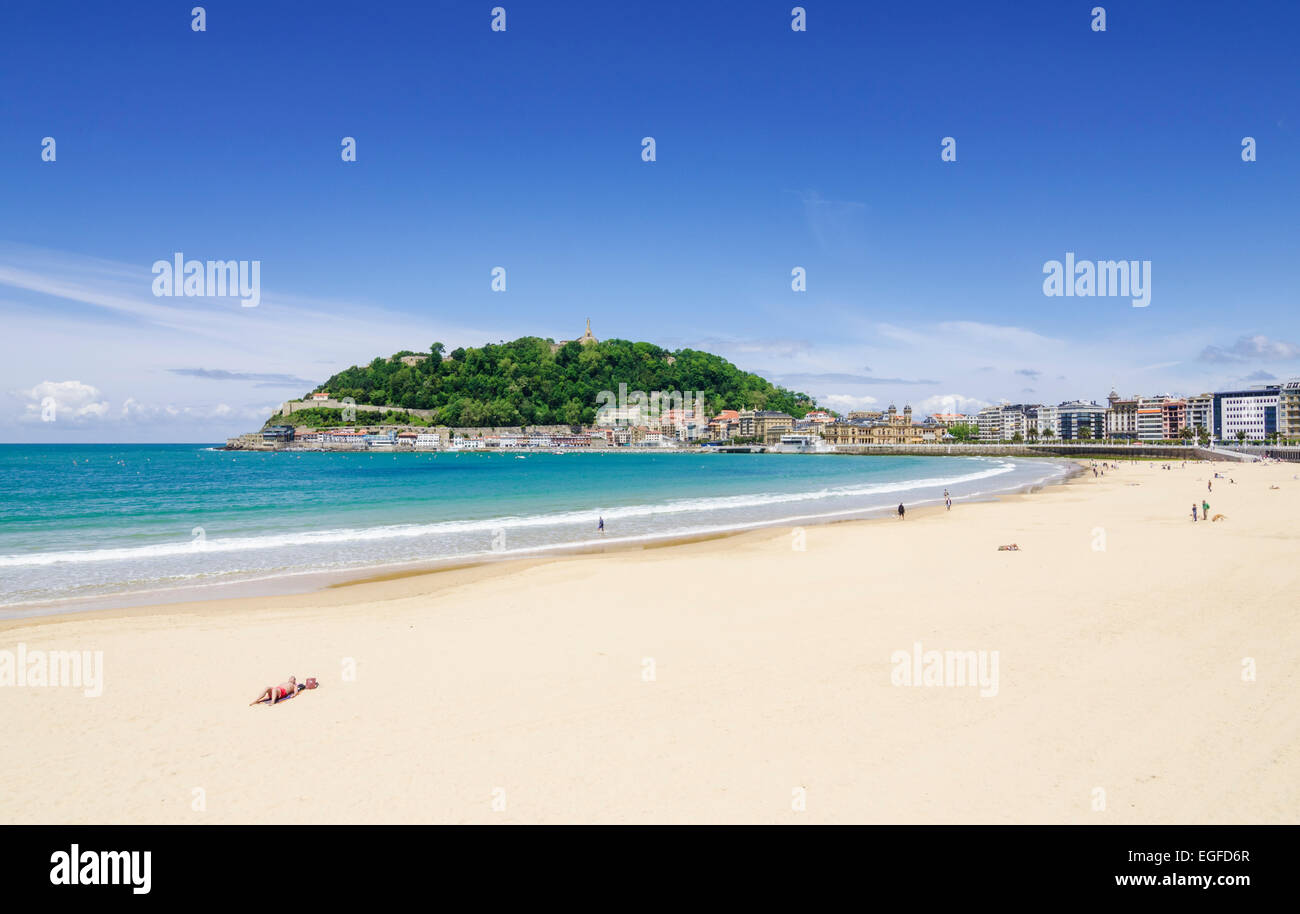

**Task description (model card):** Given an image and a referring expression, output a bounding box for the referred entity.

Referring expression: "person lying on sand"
[997,544,1020,551]
[250,676,318,706]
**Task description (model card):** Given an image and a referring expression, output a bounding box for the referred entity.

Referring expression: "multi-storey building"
[1106,390,1139,439]
[822,419,946,446]
[1136,396,1167,441]
[930,412,978,429]
[707,410,740,441]
[738,410,794,444]
[1033,404,1059,438]
[1214,386,1279,442]
[977,404,1032,441]
[1185,394,1214,438]
[1278,379,1300,441]
[1161,399,1188,439]
[1057,401,1108,440]
[977,406,1002,442]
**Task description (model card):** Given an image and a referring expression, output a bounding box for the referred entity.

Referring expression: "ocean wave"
[0,461,1019,568]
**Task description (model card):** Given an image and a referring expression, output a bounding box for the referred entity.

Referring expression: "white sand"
[2,458,1296,823]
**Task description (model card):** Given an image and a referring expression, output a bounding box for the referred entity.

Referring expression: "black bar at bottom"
[2,825,1286,899]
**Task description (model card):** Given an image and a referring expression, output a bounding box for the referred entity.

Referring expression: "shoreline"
[0,455,1080,625]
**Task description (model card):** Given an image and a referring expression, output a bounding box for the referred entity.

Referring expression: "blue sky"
[2,0,1297,441]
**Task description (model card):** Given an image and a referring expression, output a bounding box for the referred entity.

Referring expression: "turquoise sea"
[0,445,1070,615]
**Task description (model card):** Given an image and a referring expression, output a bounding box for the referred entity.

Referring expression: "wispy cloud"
[167,368,318,387]
[795,190,869,256]
[772,371,938,386]
[0,244,499,440]
[1199,334,1300,363]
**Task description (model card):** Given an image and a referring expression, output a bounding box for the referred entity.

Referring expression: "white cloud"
[916,393,990,415]
[818,393,879,413]
[17,380,109,422]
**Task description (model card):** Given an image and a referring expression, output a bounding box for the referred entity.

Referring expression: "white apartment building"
[1033,404,1059,437]
[414,433,440,449]
[977,406,1002,442]
[1214,387,1279,441]
[1185,395,1214,437]
[1136,396,1167,441]
[978,405,1030,441]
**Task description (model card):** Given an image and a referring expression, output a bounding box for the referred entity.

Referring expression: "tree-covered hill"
[306,337,816,427]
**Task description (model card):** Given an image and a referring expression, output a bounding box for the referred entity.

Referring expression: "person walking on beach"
[1203,499,1210,518]
[898,503,905,519]
[1208,479,1212,492]
[1191,504,1198,522]
[945,496,952,511]
[597,516,605,534]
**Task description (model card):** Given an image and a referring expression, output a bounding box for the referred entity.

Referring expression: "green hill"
[301,336,817,427]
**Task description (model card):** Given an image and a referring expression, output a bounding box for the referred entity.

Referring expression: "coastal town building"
[262,425,295,445]
[1106,390,1139,439]
[708,410,740,441]
[930,412,978,430]
[1033,404,1059,438]
[1056,401,1107,440]
[1161,399,1188,439]
[1214,386,1279,441]
[1185,394,1214,438]
[977,404,1030,442]
[1136,396,1167,441]
[822,405,946,446]
[1278,379,1300,440]
[738,410,794,444]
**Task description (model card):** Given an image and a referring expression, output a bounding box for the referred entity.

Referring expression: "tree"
[1235,430,1247,443]
[1078,426,1093,441]
[947,422,978,443]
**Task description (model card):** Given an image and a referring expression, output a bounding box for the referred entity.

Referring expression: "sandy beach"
[2,457,1297,824]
